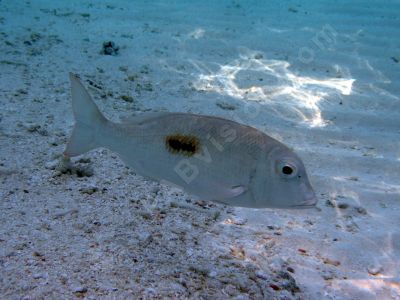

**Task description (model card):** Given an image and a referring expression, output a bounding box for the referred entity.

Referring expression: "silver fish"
[65,73,317,208]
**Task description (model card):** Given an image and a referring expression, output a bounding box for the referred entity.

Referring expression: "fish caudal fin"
[64,73,108,157]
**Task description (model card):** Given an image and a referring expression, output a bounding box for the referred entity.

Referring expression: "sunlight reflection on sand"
[332,278,400,298]
[192,50,355,127]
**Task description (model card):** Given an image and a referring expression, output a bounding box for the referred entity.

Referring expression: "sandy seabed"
[0,1,399,299]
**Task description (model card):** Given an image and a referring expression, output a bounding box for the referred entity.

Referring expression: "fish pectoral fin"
[203,185,247,202]
[223,185,247,199]
[210,185,247,206]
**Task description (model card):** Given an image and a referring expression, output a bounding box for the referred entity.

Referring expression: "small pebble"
[102,41,119,55]
[32,273,44,279]
[336,201,349,209]
[269,283,280,291]
[216,101,237,111]
[26,124,41,133]
[77,157,91,163]
[120,95,134,102]
[356,206,367,215]
[255,270,269,280]
[230,245,246,260]
[325,199,335,207]
[138,211,152,220]
[79,185,98,195]
[264,239,276,250]
[226,217,247,225]
[367,264,383,275]
[208,270,217,278]
[323,258,341,267]
[32,251,43,257]
[189,265,210,276]
[75,166,94,177]
[268,257,286,273]
[73,286,88,293]
[321,269,336,280]
[287,266,295,273]
[45,160,59,170]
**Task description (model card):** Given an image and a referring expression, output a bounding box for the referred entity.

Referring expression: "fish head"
[259,146,317,208]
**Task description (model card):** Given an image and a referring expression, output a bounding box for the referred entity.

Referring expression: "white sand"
[0,0,399,299]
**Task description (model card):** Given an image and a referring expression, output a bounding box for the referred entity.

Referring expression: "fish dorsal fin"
[119,111,173,125]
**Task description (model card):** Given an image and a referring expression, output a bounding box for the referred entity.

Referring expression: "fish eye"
[276,161,298,178]
[282,165,293,175]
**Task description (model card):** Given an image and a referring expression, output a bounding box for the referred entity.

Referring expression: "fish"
[64,73,317,208]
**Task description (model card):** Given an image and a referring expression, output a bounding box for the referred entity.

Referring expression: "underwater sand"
[0,0,399,299]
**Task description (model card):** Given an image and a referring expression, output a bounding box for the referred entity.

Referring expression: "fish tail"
[64,73,108,157]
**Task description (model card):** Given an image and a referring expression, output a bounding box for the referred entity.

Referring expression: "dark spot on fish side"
[165,134,200,156]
